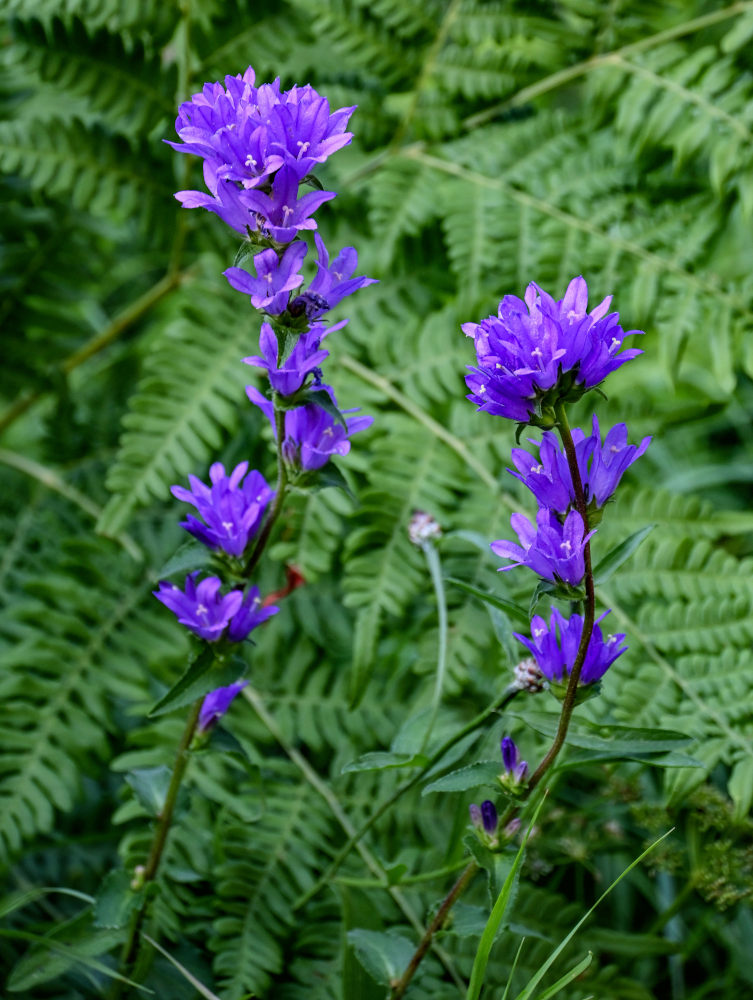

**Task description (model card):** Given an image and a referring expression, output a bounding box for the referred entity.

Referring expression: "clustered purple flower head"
[199,681,248,732]
[153,574,278,643]
[464,276,643,427]
[491,508,594,588]
[171,462,274,558]
[500,736,528,785]
[510,415,651,516]
[247,384,372,471]
[514,608,627,686]
[168,67,354,238]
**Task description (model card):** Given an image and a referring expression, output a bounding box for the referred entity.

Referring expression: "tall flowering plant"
[389,277,650,999]
[111,66,375,991]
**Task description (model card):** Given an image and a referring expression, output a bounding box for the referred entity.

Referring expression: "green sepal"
[546,678,602,705]
[233,241,257,268]
[93,869,144,930]
[528,579,556,618]
[148,649,245,718]
[275,386,348,429]
[528,577,585,617]
[301,172,324,190]
[445,577,530,625]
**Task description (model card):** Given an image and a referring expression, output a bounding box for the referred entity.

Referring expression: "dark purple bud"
[480,800,498,835]
[501,736,518,772]
[289,291,331,319]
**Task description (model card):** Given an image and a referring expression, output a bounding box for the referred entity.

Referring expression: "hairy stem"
[109,697,203,998]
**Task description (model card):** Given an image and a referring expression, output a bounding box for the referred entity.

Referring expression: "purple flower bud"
[469,803,483,829]
[500,736,528,784]
[199,680,248,732]
[480,800,498,835]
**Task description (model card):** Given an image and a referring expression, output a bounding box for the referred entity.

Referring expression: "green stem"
[527,400,595,793]
[419,540,448,754]
[389,861,479,1000]
[293,683,520,910]
[389,400,598,997]
[244,403,288,578]
[109,697,203,998]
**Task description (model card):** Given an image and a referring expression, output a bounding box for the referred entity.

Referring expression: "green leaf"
[445,577,530,624]
[155,539,212,580]
[309,460,355,498]
[124,766,172,817]
[533,952,592,1000]
[422,761,500,795]
[148,648,242,718]
[342,751,426,774]
[513,711,693,754]
[592,524,655,583]
[529,578,556,618]
[291,387,348,429]
[347,928,415,987]
[93,869,143,930]
[465,835,514,907]
[0,887,94,921]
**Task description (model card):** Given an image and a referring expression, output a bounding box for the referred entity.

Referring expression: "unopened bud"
[408,509,442,546]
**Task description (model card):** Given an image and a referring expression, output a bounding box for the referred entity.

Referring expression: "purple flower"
[491,508,594,587]
[243,323,329,396]
[470,800,499,836]
[226,585,279,642]
[239,165,336,243]
[246,384,373,470]
[514,608,627,685]
[175,176,259,236]
[224,242,307,314]
[199,680,248,732]
[267,86,355,178]
[289,234,377,319]
[500,736,528,784]
[171,462,274,557]
[153,573,243,641]
[464,276,643,424]
[510,415,651,515]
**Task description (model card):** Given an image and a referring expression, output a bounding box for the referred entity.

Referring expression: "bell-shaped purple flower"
[289,234,377,320]
[243,323,329,396]
[509,415,651,514]
[267,86,355,178]
[153,573,243,641]
[491,508,595,587]
[500,736,528,784]
[199,680,248,732]
[246,384,373,471]
[226,585,279,642]
[464,276,643,424]
[240,165,336,243]
[224,242,307,314]
[171,462,274,558]
[514,608,627,685]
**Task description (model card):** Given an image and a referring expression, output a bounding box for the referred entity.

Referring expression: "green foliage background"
[2,0,753,996]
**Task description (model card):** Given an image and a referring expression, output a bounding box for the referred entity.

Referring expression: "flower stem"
[526,399,595,792]
[389,860,479,1000]
[243,405,288,578]
[389,401,598,997]
[109,697,203,998]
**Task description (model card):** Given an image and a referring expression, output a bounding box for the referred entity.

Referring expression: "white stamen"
[196,604,208,616]
[282,204,294,221]
[531,347,544,361]
[245,154,257,168]
[264,272,273,283]
[560,540,572,553]
[534,628,545,637]
[532,464,544,475]
[222,521,234,531]
[609,337,620,352]
[333,271,342,281]
[297,140,310,155]
[478,384,486,393]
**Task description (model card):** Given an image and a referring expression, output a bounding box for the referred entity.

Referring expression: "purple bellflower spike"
[226,586,279,642]
[246,384,373,471]
[491,508,595,587]
[289,233,377,319]
[514,607,627,685]
[240,165,336,243]
[153,573,243,641]
[464,276,643,425]
[171,462,274,558]
[199,680,248,732]
[500,736,528,784]
[243,323,329,396]
[509,415,651,515]
[224,242,307,314]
